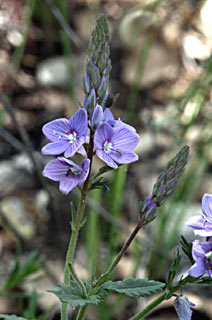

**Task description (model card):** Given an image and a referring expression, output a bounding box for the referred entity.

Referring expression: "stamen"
[116,149,122,155]
[64,130,68,134]
[69,131,77,143]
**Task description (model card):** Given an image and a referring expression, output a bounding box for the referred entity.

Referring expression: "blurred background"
[1,0,212,319]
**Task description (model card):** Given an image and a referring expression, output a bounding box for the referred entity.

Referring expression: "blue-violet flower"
[94,122,139,169]
[42,109,88,158]
[188,239,212,277]
[174,295,195,320]
[42,157,90,194]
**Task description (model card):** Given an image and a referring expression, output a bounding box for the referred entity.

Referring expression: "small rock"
[0,196,36,239]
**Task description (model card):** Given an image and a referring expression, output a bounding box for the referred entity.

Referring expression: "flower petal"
[189,260,205,277]
[41,141,68,155]
[91,105,104,128]
[59,177,78,195]
[192,240,206,259]
[96,149,118,169]
[81,158,90,176]
[110,150,138,164]
[77,145,87,157]
[202,194,212,221]
[111,127,139,151]
[104,108,114,121]
[94,123,114,149]
[42,157,69,181]
[69,109,88,137]
[186,215,206,230]
[174,296,194,320]
[42,118,70,141]
[64,136,86,158]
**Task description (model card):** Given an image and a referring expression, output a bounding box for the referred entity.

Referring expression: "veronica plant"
[41,17,212,320]
[3,16,212,320]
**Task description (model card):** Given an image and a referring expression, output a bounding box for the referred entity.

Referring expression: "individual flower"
[94,122,139,169]
[41,109,88,158]
[42,157,90,194]
[188,239,212,277]
[174,295,195,320]
[186,194,212,237]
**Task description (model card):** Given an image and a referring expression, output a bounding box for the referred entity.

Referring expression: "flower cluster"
[41,17,140,194]
[186,193,212,278]
[140,146,189,220]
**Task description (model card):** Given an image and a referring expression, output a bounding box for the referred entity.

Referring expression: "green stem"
[61,129,94,320]
[76,305,88,320]
[68,263,87,298]
[105,215,146,276]
[129,291,167,320]
[61,191,86,320]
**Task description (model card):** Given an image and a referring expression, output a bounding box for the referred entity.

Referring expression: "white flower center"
[69,131,77,143]
[104,141,112,153]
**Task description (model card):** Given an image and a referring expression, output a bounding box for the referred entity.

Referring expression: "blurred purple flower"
[186,194,212,237]
[189,239,212,277]
[94,122,139,169]
[174,295,195,320]
[42,109,88,158]
[42,157,90,194]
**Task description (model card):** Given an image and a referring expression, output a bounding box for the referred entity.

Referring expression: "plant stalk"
[61,129,94,320]
[105,215,146,276]
[61,191,86,320]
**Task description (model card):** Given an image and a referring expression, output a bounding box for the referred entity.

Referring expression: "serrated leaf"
[102,278,165,298]
[48,283,106,308]
[0,316,28,320]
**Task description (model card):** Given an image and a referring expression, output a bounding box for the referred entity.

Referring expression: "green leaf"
[4,251,44,290]
[102,278,165,298]
[48,282,106,308]
[167,249,181,286]
[0,316,28,320]
[180,236,194,265]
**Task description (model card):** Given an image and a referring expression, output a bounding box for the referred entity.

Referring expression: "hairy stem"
[61,130,94,320]
[129,291,167,320]
[105,215,146,276]
[61,191,86,320]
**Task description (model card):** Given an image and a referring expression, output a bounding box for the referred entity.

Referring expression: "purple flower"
[42,157,90,194]
[188,239,212,277]
[186,194,212,237]
[42,109,88,158]
[94,122,139,169]
[174,295,195,320]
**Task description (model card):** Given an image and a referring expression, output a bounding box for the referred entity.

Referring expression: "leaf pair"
[49,278,165,308]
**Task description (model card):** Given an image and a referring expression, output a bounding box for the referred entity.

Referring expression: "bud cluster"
[141,146,189,220]
[82,16,112,113]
